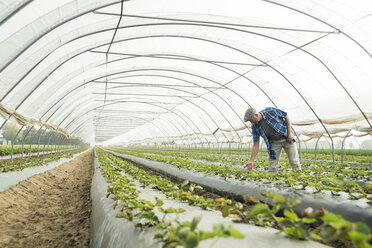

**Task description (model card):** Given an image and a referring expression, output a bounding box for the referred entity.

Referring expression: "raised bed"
[91,149,329,248]
[104,149,372,230]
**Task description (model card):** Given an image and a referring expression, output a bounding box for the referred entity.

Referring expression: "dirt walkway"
[0,149,94,248]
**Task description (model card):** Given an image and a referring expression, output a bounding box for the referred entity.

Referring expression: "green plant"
[96,149,245,247]
[99,148,372,247]
[155,215,244,248]
[245,191,372,247]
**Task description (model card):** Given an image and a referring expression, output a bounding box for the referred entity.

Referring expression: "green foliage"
[100,148,372,247]
[156,216,244,248]
[107,147,371,200]
[1,122,20,142]
[0,147,86,172]
[244,191,372,246]
[96,149,245,248]
[0,144,74,157]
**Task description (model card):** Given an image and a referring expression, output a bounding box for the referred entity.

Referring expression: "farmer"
[244,107,301,173]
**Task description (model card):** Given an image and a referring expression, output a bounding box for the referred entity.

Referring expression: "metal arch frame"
[0,33,324,140]
[95,12,335,34]
[10,125,24,161]
[3,22,371,132]
[64,101,199,140]
[2,22,369,141]
[89,116,172,143]
[0,31,340,144]
[103,0,125,106]
[25,64,249,143]
[30,125,43,157]
[99,106,198,145]
[90,113,172,139]
[0,0,123,72]
[98,52,300,138]
[340,129,352,164]
[61,98,198,139]
[17,66,240,142]
[94,36,331,142]
[21,124,34,160]
[6,31,277,126]
[49,94,98,127]
[92,84,231,144]
[93,97,208,136]
[37,71,232,144]
[0,5,323,97]
[75,72,242,142]
[76,100,162,135]
[68,102,190,141]
[100,76,236,144]
[2,0,370,77]
[0,2,369,133]
[263,0,371,58]
[76,101,205,145]
[6,34,262,140]
[134,116,192,148]
[100,83,231,143]
[0,0,34,25]
[37,127,47,157]
[37,67,246,141]
[106,84,213,131]
[70,123,92,142]
[314,132,335,162]
[92,114,160,129]
[94,108,192,140]
[90,32,371,133]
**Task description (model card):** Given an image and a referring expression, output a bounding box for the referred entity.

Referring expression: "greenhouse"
[0,0,371,247]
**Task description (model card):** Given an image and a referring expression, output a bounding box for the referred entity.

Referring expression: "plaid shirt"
[252,107,294,159]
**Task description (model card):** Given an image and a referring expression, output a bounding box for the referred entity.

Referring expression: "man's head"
[244,107,260,124]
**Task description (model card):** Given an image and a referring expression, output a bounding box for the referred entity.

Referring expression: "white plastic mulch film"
[0,0,371,145]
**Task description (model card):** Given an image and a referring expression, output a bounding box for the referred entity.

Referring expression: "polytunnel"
[1,1,372,248]
[0,0,371,147]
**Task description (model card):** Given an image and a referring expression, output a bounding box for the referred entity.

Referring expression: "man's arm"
[245,142,259,170]
[285,115,293,143]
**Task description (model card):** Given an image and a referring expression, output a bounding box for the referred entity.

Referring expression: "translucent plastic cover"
[0,0,371,144]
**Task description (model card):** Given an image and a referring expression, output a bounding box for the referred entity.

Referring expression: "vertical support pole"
[303,141,308,158]
[21,125,34,160]
[0,119,9,135]
[54,134,60,153]
[11,125,24,162]
[341,129,351,164]
[352,133,362,157]
[330,134,335,162]
[314,132,324,161]
[30,126,42,158]
[50,133,58,154]
[55,134,63,153]
[45,132,54,155]
[38,128,47,157]
[240,141,243,157]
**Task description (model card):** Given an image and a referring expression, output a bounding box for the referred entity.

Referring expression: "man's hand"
[245,162,254,170]
[287,134,293,143]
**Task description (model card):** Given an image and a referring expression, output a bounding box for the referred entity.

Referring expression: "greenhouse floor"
[0,149,94,248]
[0,148,359,247]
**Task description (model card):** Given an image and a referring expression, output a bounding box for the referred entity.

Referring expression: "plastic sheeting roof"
[0,0,371,145]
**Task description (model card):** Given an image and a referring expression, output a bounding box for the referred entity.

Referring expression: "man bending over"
[244,107,301,173]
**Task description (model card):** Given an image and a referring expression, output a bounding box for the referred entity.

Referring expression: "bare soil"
[0,149,94,248]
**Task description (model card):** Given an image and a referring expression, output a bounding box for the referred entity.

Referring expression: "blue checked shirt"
[252,107,295,159]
